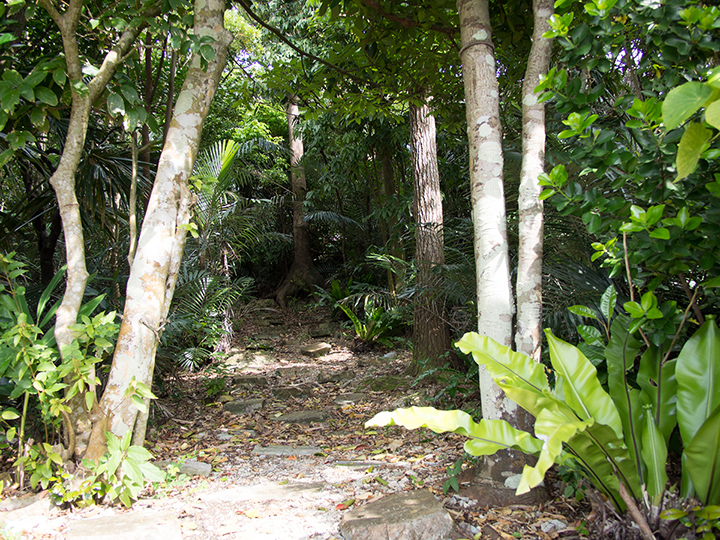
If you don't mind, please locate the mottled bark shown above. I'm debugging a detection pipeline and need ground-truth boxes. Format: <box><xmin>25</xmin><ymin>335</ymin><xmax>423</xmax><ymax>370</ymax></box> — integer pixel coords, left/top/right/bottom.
<box><xmin>84</xmin><ymin>0</ymin><xmax>232</xmax><ymax>460</ymax></box>
<box><xmin>276</xmin><ymin>95</ymin><xmax>321</xmax><ymax>308</ymax></box>
<box><xmin>409</xmin><ymin>96</ymin><xmax>450</xmax><ymax>371</ymax></box>
<box><xmin>457</xmin><ymin>0</ymin><xmax>515</xmax><ymax>426</ymax></box>
<box><xmin>38</xmin><ymin>0</ymin><xmax>156</xmax><ymax>457</ymax></box>
<box><xmin>514</xmin><ymin>0</ymin><xmax>553</xmax><ymax>362</ymax></box>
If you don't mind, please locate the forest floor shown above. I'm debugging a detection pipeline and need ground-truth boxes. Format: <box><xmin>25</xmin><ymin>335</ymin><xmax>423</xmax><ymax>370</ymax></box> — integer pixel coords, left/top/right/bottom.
<box><xmin>4</xmin><ymin>300</ymin><xmax>593</xmax><ymax>539</ymax></box>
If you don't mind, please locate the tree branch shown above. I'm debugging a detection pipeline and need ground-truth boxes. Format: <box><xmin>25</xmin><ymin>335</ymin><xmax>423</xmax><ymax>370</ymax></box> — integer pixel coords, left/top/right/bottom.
<box><xmin>357</xmin><ymin>0</ymin><xmax>458</xmax><ymax>36</ymax></box>
<box><xmin>236</xmin><ymin>0</ymin><xmax>380</xmax><ymax>89</ymax></box>
<box><xmin>87</xmin><ymin>4</ymin><xmax>162</xmax><ymax>101</ymax></box>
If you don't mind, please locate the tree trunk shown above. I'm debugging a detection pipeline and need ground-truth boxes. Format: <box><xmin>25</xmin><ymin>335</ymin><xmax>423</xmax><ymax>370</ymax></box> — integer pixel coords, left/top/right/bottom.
<box><xmin>457</xmin><ymin>0</ymin><xmax>514</xmax><ymax>386</ymax></box>
<box><xmin>276</xmin><ymin>95</ymin><xmax>321</xmax><ymax>308</ymax></box>
<box><xmin>409</xmin><ymin>96</ymin><xmax>450</xmax><ymax>371</ymax></box>
<box><xmin>39</xmin><ymin>0</ymin><xmax>155</xmax><ymax>457</ymax></box>
<box><xmin>458</xmin><ymin>0</ymin><xmax>529</xmax><ymax>494</ymax></box>
<box><xmin>84</xmin><ymin>0</ymin><xmax>232</xmax><ymax>460</ymax></box>
<box><xmin>515</xmin><ymin>0</ymin><xmax>553</xmax><ymax>362</ymax></box>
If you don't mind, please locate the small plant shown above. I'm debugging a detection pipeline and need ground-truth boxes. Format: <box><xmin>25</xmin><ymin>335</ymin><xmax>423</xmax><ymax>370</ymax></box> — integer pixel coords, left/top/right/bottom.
<box><xmin>443</xmin><ymin>457</ymin><xmax>463</xmax><ymax>494</ymax></box>
<box><xmin>337</xmin><ymin>297</ymin><xmax>401</xmax><ymax>349</ymax></box>
<box><xmin>661</xmin><ymin>504</ymin><xmax>720</xmax><ymax>540</ymax></box>
<box><xmin>202</xmin><ymin>363</ymin><xmax>230</xmax><ymax>399</ymax></box>
<box><xmin>54</xmin><ymin>431</ymin><xmax>166</xmax><ymax>507</ymax></box>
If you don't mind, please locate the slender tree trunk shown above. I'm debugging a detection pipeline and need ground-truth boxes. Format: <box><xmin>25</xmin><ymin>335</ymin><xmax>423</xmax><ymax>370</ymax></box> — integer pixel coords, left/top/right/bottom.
<box><xmin>276</xmin><ymin>95</ymin><xmax>321</xmax><ymax>308</ymax></box>
<box><xmin>39</xmin><ymin>0</ymin><xmax>155</xmax><ymax>457</ymax></box>
<box><xmin>84</xmin><ymin>0</ymin><xmax>232</xmax><ymax>460</ymax></box>
<box><xmin>409</xmin><ymin>95</ymin><xmax>450</xmax><ymax>371</ymax></box>
<box><xmin>458</xmin><ymin>0</ymin><xmax>527</xmax><ymax>492</ymax></box>
<box><xmin>515</xmin><ymin>0</ymin><xmax>553</xmax><ymax>362</ymax></box>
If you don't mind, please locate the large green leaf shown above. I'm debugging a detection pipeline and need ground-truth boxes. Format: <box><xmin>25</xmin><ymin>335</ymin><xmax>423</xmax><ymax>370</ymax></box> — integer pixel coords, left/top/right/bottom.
<box><xmin>517</xmin><ymin>407</ymin><xmax>593</xmax><ymax>494</ymax></box>
<box><xmin>545</xmin><ymin>329</ymin><xmax>623</xmax><ymax>437</ymax></box>
<box><xmin>676</xmin><ymin>122</ymin><xmax>711</xmax><ymax>181</ymax></box>
<box><xmin>456</xmin><ymin>332</ymin><xmax>549</xmax><ymax>416</ymax></box>
<box><xmin>641</xmin><ymin>408</ymin><xmax>668</xmax><ymax>500</ymax></box>
<box><xmin>676</xmin><ymin>318</ymin><xmax>720</xmax><ymax>446</ymax></box>
<box><xmin>662</xmin><ymin>81</ymin><xmax>712</xmax><ymax>130</ymax></box>
<box><xmin>365</xmin><ymin>407</ymin><xmax>543</xmax><ymax>456</ymax></box>
<box><xmin>605</xmin><ymin>315</ymin><xmax>644</xmax><ymax>474</ymax></box>
<box><xmin>684</xmin><ymin>402</ymin><xmax>720</xmax><ymax>505</ymax></box>
<box><xmin>565</xmin><ymin>423</ymin><xmax>640</xmax><ymax>510</ymax></box>
<box><xmin>637</xmin><ymin>347</ymin><xmax>677</xmax><ymax>444</ymax></box>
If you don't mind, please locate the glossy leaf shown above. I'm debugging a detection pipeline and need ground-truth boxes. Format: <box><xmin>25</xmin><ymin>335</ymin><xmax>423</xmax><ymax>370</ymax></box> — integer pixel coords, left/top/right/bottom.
<box><xmin>676</xmin><ymin>122</ymin><xmax>711</xmax><ymax>181</ymax></box>
<box><xmin>641</xmin><ymin>408</ymin><xmax>668</xmax><ymax>499</ymax></box>
<box><xmin>517</xmin><ymin>407</ymin><xmax>593</xmax><ymax>494</ymax></box>
<box><xmin>545</xmin><ymin>330</ymin><xmax>623</xmax><ymax>437</ymax></box>
<box><xmin>707</xmin><ymin>100</ymin><xmax>720</xmax><ymax>130</ymax></box>
<box><xmin>637</xmin><ymin>346</ymin><xmax>677</xmax><ymax>444</ymax></box>
<box><xmin>605</xmin><ymin>315</ymin><xmax>644</xmax><ymax>468</ymax></box>
<box><xmin>684</xmin><ymin>402</ymin><xmax>720</xmax><ymax>505</ymax></box>
<box><xmin>600</xmin><ymin>285</ymin><xmax>617</xmax><ymax>324</ymax></box>
<box><xmin>663</xmin><ymin>82</ymin><xmax>712</xmax><ymax>130</ymax></box>
<box><xmin>456</xmin><ymin>333</ymin><xmax>550</xmax><ymax>416</ymax></box>
<box><xmin>366</xmin><ymin>407</ymin><xmax>543</xmax><ymax>457</ymax></box>
<box><xmin>676</xmin><ymin>318</ymin><xmax>720</xmax><ymax>445</ymax></box>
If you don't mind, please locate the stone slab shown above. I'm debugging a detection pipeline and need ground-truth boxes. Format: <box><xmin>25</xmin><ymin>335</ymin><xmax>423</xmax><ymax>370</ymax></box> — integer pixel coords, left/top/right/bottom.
<box><xmin>224</xmin><ymin>398</ymin><xmax>265</xmax><ymax>415</ymax></box>
<box><xmin>318</xmin><ymin>370</ymin><xmax>355</xmax><ymax>384</ymax></box>
<box><xmin>252</xmin><ymin>445</ymin><xmax>322</xmax><ymax>456</ymax></box>
<box><xmin>274</xmin><ymin>385</ymin><xmax>312</xmax><ymax>399</ymax></box>
<box><xmin>310</xmin><ymin>323</ymin><xmax>336</xmax><ymax>338</ymax></box>
<box><xmin>339</xmin><ymin>490</ymin><xmax>453</xmax><ymax>540</ymax></box>
<box><xmin>232</xmin><ymin>375</ymin><xmax>269</xmax><ymax>387</ymax></box>
<box><xmin>66</xmin><ymin>510</ymin><xmax>182</xmax><ymax>540</ymax></box>
<box><xmin>0</xmin><ymin>496</ymin><xmax>56</xmax><ymax>536</ymax></box>
<box><xmin>301</xmin><ymin>342</ymin><xmax>332</xmax><ymax>358</ymax></box>
<box><xmin>157</xmin><ymin>459</ymin><xmax>212</xmax><ymax>477</ymax></box>
<box><xmin>200</xmin><ymin>481</ymin><xmax>324</xmax><ymax>503</ymax></box>
<box><xmin>335</xmin><ymin>392</ymin><xmax>366</xmax><ymax>405</ymax></box>
<box><xmin>275</xmin><ymin>410</ymin><xmax>329</xmax><ymax>424</ymax></box>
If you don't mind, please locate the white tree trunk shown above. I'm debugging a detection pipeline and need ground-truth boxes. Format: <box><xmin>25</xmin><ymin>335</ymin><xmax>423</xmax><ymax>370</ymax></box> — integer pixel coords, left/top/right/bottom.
<box><xmin>39</xmin><ymin>0</ymin><xmax>155</xmax><ymax>457</ymax></box>
<box><xmin>514</xmin><ymin>0</ymin><xmax>553</xmax><ymax>361</ymax></box>
<box><xmin>457</xmin><ymin>0</ymin><xmax>515</xmax><ymax>423</ymax></box>
<box><xmin>84</xmin><ymin>0</ymin><xmax>232</xmax><ymax>461</ymax></box>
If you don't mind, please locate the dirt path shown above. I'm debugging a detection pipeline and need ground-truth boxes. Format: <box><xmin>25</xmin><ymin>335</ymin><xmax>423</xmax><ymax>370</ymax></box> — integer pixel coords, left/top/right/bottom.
<box><xmin>6</xmin><ymin>302</ymin><xmax>588</xmax><ymax>539</ymax></box>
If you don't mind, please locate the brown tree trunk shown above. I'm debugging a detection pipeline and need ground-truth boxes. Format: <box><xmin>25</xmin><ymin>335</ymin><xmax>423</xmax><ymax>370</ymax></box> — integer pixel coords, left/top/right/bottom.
<box><xmin>409</xmin><ymin>96</ymin><xmax>450</xmax><ymax>372</ymax></box>
<box><xmin>84</xmin><ymin>0</ymin><xmax>232</xmax><ymax>460</ymax></box>
<box><xmin>515</xmin><ymin>0</ymin><xmax>553</xmax><ymax>362</ymax></box>
<box><xmin>276</xmin><ymin>95</ymin><xmax>321</xmax><ymax>308</ymax></box>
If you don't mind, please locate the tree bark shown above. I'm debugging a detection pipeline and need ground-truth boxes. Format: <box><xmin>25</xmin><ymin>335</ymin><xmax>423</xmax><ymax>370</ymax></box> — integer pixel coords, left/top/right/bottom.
<box><xmin>84</xmin><ymin>0</ymin><xmax>232</xmax><ymax>460</ymax></box>
<box><xmin>514</xmin><ymin>0</ymin><xmax>553</xmax><ymax>362</ymax></box>
<box><xmin>409</xmin><ymin>96</ymin><xmax>450</xmax><ymax>371</ymax></box>
<box><xmin>39</xmin><ymin>0</ymin><xmax>156</xmax><ymax>457</ymax></box>
<box><xmin>457</xmin><ymin>0</ymin><xmax>514</xmax><ymax>394</ymax></box>
<box><xmin>458</xmin><ymin>0</ymin><xmax>528</xmax><ymax>490</ymax></box>
<box><xmin>276</xmin><ymin>95</ymin><xmax>321</xmax><ymax>308</ymax></box>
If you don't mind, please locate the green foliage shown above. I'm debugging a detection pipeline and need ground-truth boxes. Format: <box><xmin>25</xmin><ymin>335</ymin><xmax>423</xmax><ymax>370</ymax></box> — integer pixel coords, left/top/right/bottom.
<box><xmin>443</xmin><ymin>458</ymin><xmax>463</xmax><ymax>494</ymax></box>
<box><xmin>369</xmin><ymin>314</ymin><xmax>720</xmax><ymax>512</ymax></box>
<box><xmin>538</xmin><ymin>0</ymin><xmax>720</xmax><ymax>298</ymax></box>
<box><xmin>0</xmin><ymin>253</ymin><xmax>120</xmax><ymax>490</ymax></box>
<box><xmin>661</xmin><ymin>505</ymin><xmax>720</xmax><ymax>540</ymax></box>
<box><xmin>337</xmin><ymin>297</ymin><xmax>401</xmax><ymax>348</ymax></box>
<box><xmin>50</xmin><ymin>431</ymin><xmax>166</xmax><ymax>508</ymax></box>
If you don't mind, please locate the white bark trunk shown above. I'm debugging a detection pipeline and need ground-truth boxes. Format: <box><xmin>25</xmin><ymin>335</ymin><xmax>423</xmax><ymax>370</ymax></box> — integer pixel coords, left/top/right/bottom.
<box><xmin>39</xmin><ymin>0</ymin><xmax>155</xmax><ymax>457</ymax></box>
<box><xmin>85</xmin><ymin>0</ymin><xmax>232</xmax><ymax>460</ymax></box>
<box><xmin>514</xmin><ymin>0</ymin><xmax>553</xmax><ymax>361</ymax></box>
<box><xmin>457</xmin><ymin>0</ymin><xmax>515</xmax><ymax>423</ymax></box>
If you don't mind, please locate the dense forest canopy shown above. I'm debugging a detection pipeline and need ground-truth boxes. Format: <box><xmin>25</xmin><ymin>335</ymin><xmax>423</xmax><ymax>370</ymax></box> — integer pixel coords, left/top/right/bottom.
<box><xmin>0</xmin><ymin>0</ymin><xmax>719</xmax><ymax>529</ymax></box>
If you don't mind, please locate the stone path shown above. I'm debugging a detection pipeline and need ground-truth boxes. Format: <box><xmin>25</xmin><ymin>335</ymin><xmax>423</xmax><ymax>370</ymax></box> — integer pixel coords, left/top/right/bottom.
<box><xmin>0</xmin><ymin>301</ymin><xmax>576</xmax><ymax>539</ymax></box>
